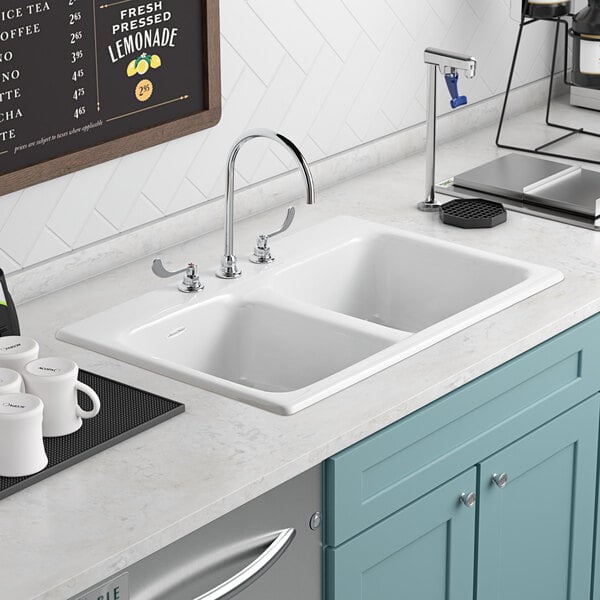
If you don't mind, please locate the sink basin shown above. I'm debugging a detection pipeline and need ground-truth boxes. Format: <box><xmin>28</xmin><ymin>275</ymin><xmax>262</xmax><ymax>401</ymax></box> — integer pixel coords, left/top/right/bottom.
<box><xmin>57</xmin><ymin>216</ymin><xmax>563</xmax><ymax>414</ymax></box>
<box><xmin>125</xmin><ymin>296</ymin><xmax>399</xmax><ymax>410</ymax></box>
<box><xmin>270</xmin><ymin>231</ymin><xmax>534</xmax><ymax>332</ymax></box>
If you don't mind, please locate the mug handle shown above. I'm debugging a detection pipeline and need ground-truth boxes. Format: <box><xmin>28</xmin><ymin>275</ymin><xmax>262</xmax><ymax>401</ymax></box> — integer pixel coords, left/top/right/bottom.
<box><xmin>74</xmin><ymin>381</ymin><xmax>101</xmax><ymax>419</ymax></box>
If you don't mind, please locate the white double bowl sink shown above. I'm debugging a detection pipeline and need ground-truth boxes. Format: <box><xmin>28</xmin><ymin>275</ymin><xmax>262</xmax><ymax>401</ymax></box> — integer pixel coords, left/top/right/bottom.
<box><xmin>58</xmin><ymin>217</ymin><xmax>563</xmax><ymax>415</ymax></box>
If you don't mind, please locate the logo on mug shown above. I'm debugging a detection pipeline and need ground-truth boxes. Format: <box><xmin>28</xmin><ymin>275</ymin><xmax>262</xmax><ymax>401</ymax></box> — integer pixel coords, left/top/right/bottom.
<box><xmin>38</xmin><ymin>367</ymin><xmax>61</xmax><ymax>373</ymax></box>
<box><xmin>3</xmin><ymin>402</ymin><xmax>25</xmax><ymax>409</ymax></box>
<box><xmin>1</xmin><ymin>343</ymin><xmax>22</xmax><ymax>351</ymax></box>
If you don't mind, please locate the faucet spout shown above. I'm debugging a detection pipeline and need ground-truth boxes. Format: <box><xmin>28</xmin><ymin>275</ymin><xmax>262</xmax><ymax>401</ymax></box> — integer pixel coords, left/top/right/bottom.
<box><xmin>424</xmin><ymin>48</ymin><xmax>477</xmax><ymax>78</ymax></box>
<box><xmin>217</xmin><ymin>129</ymin><xmax>315</xmax><ymax>280</ymax></box>
<box><xmin>419</xmin><ymin>48</ymin><xmax>477</xmax><ymax>212</ymax></box>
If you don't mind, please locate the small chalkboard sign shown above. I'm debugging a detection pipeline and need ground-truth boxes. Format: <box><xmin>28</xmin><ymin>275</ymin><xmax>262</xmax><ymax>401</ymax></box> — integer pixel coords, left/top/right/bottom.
<box><xmin>0</xmin><ymin>0</ymin><xmax>221</xmax><ymax>195</ymax></box>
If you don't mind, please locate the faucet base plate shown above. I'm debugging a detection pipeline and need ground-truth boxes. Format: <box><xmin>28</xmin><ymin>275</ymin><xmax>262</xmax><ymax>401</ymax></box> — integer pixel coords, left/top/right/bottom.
<box><xmin>417</xmin><ymin>201</ymin><xmax>443</xmax><ymax>212</ymax></box>
<box><xmin>216</xmin><ymin>267</ymin><xmax>243</xmax><ymax>279</ymax></box>
<box><xmin>217</xmin><ymin>255</ymin><xmax>243</xmax><ymax>279</ymax></box>
<box><xmin>249</xmin><ymin>255</ymin><xmax>275</xmax><ymax>265</ymax></box>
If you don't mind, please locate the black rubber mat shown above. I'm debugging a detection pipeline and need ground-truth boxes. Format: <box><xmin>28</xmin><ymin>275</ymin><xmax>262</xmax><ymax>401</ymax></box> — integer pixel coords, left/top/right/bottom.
<box><xmin>0</xmin><ymin>370</ymin><xmax>184</xmax><ymax>500</ymax></box>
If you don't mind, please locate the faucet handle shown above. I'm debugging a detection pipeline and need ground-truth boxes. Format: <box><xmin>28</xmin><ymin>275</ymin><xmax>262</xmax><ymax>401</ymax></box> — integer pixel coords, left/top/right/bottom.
<box><xmin>267</xmin><ymin>206</ymin><xmax>296</xmax><ymax>238</ymax></box>
<box><xmin>152</xmin><ymin>258</ymin><xmax>187</xmax><ymax>278</ymax></box>
<box><xmin>250</xmin><ymin>207</ymin><xmax>296</xmax><ymax>264</ymax></box>
<box><xmin>152</xmin><ymin>259</ymin><xmax>204</xmax><ymax>293</ymax></box>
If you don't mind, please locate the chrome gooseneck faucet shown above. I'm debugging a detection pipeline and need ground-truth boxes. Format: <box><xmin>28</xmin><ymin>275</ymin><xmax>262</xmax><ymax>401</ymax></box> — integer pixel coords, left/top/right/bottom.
<box><xmin>419</xmin><ymin>48</ymin><xmax>477</xmax><ymax>212</ymax></box>
<box><xmin>217</xmin><ymin>129</ymin><xmax>316</xmax><ymax>279</ymax></box>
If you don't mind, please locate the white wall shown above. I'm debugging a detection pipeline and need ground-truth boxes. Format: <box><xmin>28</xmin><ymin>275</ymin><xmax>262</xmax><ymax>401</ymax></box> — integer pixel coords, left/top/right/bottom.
<box><xmin>0</xmin><ymin>0</ymin><xmax>554</xmax><ymax>274</ymax></box>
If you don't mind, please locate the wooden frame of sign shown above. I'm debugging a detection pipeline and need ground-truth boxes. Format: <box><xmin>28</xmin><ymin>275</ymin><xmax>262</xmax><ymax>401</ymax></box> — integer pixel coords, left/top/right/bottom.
<box><xmin>0</xmin><ymin>0</ymin><xmax>221</xmax><ymax>196</ymax></box>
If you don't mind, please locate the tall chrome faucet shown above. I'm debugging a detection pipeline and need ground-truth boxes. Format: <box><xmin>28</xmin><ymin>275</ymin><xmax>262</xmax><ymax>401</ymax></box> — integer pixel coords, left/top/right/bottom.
<box><xmin>216</xmin><ymin>129</ymin><xmax>316</xmax><ymax>279</ymax></box>
<box><xmin>419</xmin><ymin>48</ymin><xmax>477</xmax><ymax>212</ymax></box>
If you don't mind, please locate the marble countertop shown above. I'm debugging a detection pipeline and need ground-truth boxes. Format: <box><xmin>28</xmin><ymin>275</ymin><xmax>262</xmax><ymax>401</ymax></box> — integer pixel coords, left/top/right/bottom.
<box><xmin>3</xmin><ymin>110</ymin><xmax>600</xmax><ymax>600</ymax></box>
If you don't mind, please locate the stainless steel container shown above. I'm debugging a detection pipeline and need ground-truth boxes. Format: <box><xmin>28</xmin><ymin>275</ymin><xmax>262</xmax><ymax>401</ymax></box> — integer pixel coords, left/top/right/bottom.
<box><xmin>572</xmin><ymin>0</ymin><xmax>600</xmax><ymax>89</ymax></box>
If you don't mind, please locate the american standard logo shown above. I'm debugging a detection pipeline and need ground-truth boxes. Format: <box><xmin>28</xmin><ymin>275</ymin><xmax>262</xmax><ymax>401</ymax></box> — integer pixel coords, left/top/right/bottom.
<box><xmin>167</xmin><ymin>326</ymin><xmax>186</xmax><ymax>339</ymax></box>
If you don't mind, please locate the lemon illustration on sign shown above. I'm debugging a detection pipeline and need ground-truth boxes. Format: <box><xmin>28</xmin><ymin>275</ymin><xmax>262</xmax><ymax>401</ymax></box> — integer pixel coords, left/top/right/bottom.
<box><xmin>127</xmin><ymin>60</ymin><xmax>137</xmax><ymax>77</ymax></box>
<box><xmin>137</xmin><ymin>59</ymin><xmax>149</xmax><ymax>75</ymax></box>
<box><xmin>127</xmin><ymin>53</ymin><xmax>163</xmax><ymax>77</ymax></box>
<box><xmin>135</xmin><ymin>53</ymin><xmax>151</xmax><ymax>75</ymax></box>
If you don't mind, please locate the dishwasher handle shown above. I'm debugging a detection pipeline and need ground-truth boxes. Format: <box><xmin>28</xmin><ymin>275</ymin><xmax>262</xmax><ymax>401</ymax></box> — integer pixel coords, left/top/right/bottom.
<box><xmin>193</xmin><ymin>527</ymin><xmax>296</xmax><ymax>600</ymax></box>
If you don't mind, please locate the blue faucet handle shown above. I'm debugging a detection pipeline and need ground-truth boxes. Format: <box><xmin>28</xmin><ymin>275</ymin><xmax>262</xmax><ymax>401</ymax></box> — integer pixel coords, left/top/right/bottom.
<box><xmin>450</xmin><ymin>95</ymin><xmax>468</xmax><ymax>109</ymax></box>
<box><xmin>444</xmin><ymin>72</ymin><xmax>468</xmax><ymax>109</ymax></box>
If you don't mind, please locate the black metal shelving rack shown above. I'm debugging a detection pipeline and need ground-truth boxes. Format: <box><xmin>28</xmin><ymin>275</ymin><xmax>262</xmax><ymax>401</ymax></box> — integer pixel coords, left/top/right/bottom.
<box><xmin>496</xmin><ymin>7</ymin><xmax>600</xmax><ymax>165</ymax></box>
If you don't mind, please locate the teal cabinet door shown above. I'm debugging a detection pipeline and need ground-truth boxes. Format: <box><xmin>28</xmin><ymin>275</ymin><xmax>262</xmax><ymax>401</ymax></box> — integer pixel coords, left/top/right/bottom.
<box><xmin>477</xmin><ymin>396</ymin><xmax>599</xmax><ymax>600</ymax></box>
<box><xmin>326</xmin><ymin>469</ymin><xmax>477</xmax><ymax>600</ymax></box>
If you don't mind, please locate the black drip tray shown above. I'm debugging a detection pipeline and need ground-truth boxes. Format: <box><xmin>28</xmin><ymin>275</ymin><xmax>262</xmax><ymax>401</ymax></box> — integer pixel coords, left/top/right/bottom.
<box><xmin>0</xmin><ymin>370</ymin><xmax>184</xmax><ymax>500</ymax></box>
<box><xmin>440</xmin><ymin>199</ymin><xmax>507</xmax><ymax>229</ymax></box>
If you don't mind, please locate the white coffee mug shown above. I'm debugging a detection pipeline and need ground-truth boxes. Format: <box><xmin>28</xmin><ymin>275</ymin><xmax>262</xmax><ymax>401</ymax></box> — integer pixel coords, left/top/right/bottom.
<box><xmin>23</xmin><ymin>357</ymin><xmax>101</xmax><ymax>437</ymax></box>
<box><xmin>0</xmin><ymin>368</ymin><xmax>23</xmax><ymax>394</ymax></box>
<box><xmin>0</xmin><ymin>336</ymin><xmax>39</xmax><ymax>376</ymax></box>
<box><xmin>0</xmin><ymin>393</ymin><xmax>48</xmax><ymax>477</ymax></box>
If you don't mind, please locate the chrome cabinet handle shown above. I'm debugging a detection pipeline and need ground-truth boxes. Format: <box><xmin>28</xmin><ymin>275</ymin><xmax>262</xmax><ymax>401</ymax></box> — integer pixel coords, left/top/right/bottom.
<box><xmin>250</xmin><ymin>207</ymin><xmax>296</xmax><ymax>264</ymax></box>
<box><xmin>459</xmin><ymin>492</ymin><xmax>477</xmax><ymax>508</ymax></box>
<box><xmin>193</xmin><ymin>527</ymin><xmax>296</xmax><ymax>600</ymax></box>
<box><xmin>492</xmin><ymin>473</ymin><xmax>509</xmax><ymax>489</ymax></box>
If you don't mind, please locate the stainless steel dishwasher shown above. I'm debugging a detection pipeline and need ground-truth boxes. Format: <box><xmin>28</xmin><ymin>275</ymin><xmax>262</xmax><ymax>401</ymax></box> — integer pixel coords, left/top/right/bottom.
<box><xmin>70</xmin><ymin>466</ymin><xmax>322</xmax><ymax>600</ymax></box>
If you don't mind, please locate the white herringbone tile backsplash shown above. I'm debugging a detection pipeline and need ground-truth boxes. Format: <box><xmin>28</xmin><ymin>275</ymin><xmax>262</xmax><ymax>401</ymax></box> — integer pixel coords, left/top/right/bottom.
<box><xmin>0</xmin><ymin>0</ymin><xmax>554</xmax><ymax>273</ymax></box>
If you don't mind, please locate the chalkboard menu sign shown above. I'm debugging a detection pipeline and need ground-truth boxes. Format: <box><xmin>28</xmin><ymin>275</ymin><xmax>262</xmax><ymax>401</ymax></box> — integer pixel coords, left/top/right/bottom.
<box><xmin>0</xmin><ymin>0</ymin><xmax>221</xmax><ymax>195</ymax></box>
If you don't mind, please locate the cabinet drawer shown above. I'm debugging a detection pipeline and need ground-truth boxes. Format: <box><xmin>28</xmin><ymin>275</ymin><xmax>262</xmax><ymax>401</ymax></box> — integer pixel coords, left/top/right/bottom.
<box><xmin>325</xmin><ymin>469</ymin><xmax>477</xmax><ymax>600</ymax></box>
<box><xmin>325</xmin><ymin>313</ymin><xmax>600</xmax><ymax>546</ymax></box>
